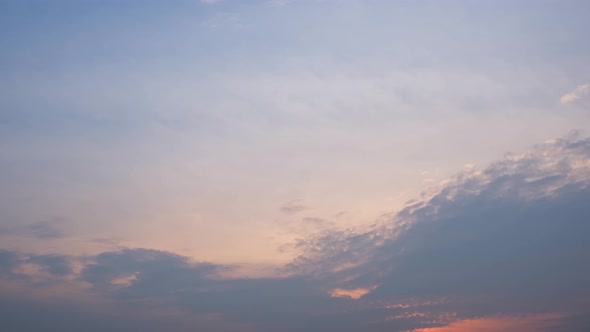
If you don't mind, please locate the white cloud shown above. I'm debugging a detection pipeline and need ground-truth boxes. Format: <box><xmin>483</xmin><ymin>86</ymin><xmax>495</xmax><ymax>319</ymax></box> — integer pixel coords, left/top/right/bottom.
<box><xmin>200</xmin><ymin>0</ymin><xmax>223</xmax><ymax>4</ymax></box>
<box><xmin>200</xmin><ymin>12</ymin><xmax>243</xmax><ymax>29</ymax></box>
<box><xmin>268</xmin><ymin>0</ymin><xmax>294</xmax><ymax>6</ymax></box>
<box><xmin>560</xmin><ymin>83</ymin><xmax>590</xmax><ymax>104</ymax></box>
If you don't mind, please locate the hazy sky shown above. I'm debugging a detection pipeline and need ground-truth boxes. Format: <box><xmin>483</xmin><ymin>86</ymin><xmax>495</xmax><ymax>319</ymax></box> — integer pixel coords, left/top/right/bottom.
<box><xmin>1</xmin><ymin>1</ymin><xmax>590</xmax><ymax>331</ymax></box>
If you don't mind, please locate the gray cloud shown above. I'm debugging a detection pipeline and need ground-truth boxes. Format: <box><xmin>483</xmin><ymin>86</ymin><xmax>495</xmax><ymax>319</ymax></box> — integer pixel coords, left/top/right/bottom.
<box><xmin>0</xmin><ymin>292</ymin><xmax>245</xmax><ymax>332</ymax></box>
<box><xmin>80</xmin><ymin>248</ymin><xmax>223</xmax><ymax>297</ymax></box>
<box><xmin>289</xmin><ymin>134</ymin><xmax>590</xmax><ymax>330</ymax></box>
<box><xmin>77</xmin><ymin>248</ymin><xmax>352</xmax><ymax>331</ymax></box>
<box><xmin>0</xmin><ymin>249</ymin><xmax>21</xmax><ymax>276</ymax></box>
<box><xmin>28</xmin><ymin>255</ymin><xmax>72</xmax><ymax>276</ymax></box>
<box><xmin>0</xmin><ymin>249</ymin><xmax>73</xmax><ymax>283</ymax></box>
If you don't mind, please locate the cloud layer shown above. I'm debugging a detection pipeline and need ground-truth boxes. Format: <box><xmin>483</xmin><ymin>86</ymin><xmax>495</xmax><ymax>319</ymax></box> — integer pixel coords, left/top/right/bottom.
<box><xmin>1</xmin><ymin>134</ymin><xmax>590</xmax><ymax>331</ymax></box>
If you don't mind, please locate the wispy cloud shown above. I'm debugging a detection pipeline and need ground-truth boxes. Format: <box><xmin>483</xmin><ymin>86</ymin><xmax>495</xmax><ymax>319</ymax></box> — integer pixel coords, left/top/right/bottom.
<box><xmin>200</xmin><ymin>12</ymin><xmax>243</xmax><ymax>29</ymax></box>
<box><xmin>280</xmin><ymin>199</ymin><xmax>308</xmax><ymax>214</ymax></box>
<box><xmin>267</xmin><ymin>0</ymin><xmax>294</xmax><ymax>7</ymax></box>
<box><xmin>560</xmin><ymin>83</ymin><xmax>590</xmax><ymax>104</ymax></box>
<box><xmin>0</xmin><ymin>221</ymin><xmax>64</xmax><ymax>240</ymax></box>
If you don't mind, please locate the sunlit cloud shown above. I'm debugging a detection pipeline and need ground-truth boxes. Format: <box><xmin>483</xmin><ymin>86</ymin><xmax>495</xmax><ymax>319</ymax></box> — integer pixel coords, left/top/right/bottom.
<box><xmin>560</xmin><ymin>83</ymin><xmax>590</xmax><ymax>104</ymax></box>
<box><xmin>330</xmin><ymin>287</ymin><xmax>373</xmax><ymax>299</ymax></box>
<box><xmin>414</xmin><ymin>314</ymin><xmax>566</xmax><ymax>332</ymax></box>
<box><xmin>110</xmin><ymin>273</ymin><xmax>138</xmax><ymax>287</ymax></box>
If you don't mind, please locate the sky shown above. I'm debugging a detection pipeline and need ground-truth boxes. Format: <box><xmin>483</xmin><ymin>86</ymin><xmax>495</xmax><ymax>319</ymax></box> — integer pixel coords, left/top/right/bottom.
<box><xmin>1</xmin><ymin>0</ymin><xmax>590</xmax><ymax>331</ymax></box>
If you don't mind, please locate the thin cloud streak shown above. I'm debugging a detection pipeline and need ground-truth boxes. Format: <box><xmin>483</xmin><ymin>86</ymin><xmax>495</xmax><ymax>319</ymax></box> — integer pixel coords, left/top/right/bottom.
<box><xmin>561</xmin><ymin>83</ymin><xmax>590</xmax><ymax>104</ymax></box>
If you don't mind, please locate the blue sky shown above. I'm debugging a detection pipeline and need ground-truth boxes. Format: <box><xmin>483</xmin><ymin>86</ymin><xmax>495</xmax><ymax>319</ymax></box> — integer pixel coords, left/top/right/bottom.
<box><xmin>1</xmin><ymin>1</ymin><xmax>590</xmax><ymax>331</ymax></box>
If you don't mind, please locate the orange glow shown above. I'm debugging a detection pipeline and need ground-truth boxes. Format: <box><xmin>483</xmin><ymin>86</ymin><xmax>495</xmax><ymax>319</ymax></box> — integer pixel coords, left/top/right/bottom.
<box><xmin>110</xmin><ymin>273</ymin><xmax>139</xmax><ymax>287</ymax></box>
<box><xmin>414</xmin><ymin>313</ymin><xmax>565</xmax><ymax>332</ymax></box>
<box><xmin>330</xmin><ymin>287</ymin><xmax>372</xmax><ymax>299</ymax></box>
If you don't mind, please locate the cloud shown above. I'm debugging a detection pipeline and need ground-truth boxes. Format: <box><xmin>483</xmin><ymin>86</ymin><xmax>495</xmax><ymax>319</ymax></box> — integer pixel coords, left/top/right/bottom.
<box><xmin>28</xmin><ymin>255</ymin><xmax>72</xmax><ymax>276</ymax></box>
<box><xmin>76</xmin><ymin>249</ymin><xmax>349</xmax><ymax>330</ymax></box>
<box><xmin>92</xmin><ymin>237</ymin><xmax>122</xmax><ymax>247</ymax></box>
<box><xmin>24</xmin><ymin>221</ymin><xmax>64</xmax><ymax>239</ymax></box>
<box><xmin>0</xmin><ymin>250</ymin><xmax>20</xmax><ymax>276</ymax></box>
<box><xmin>288</xmin><ymin>133</ymin><xmax>590</xmax><ymax>330</ymax></box>
<box><xmin>0</xmin><ymin>289</ymin><xmax>245</xmax><ymax>332</ymax></box>
<box><xmin>2</xmin><ymin>135</ymin><xmax>590</xmax><ymax>331</ymax></box>
<box><xmin>0</xmin><ymin>249</ymin><xmax>73</xmax><ymax>283</ymax></box>
<box><xmin>560</xmin><ymin>84</ymin><xmax>590</xmax><ymax>104</ymax></box>
<box><xmin>0</xmin><ymin>220</ymin><xmax>64</xmax><ymax>240</ymax></box>
<box><xmin>268</xmin><ymin>0</ymin><xmax>294</xmax><ymax>6</ymax></box>
<box><xmin>200</xmin><ymin>12</ymin><xmax>243</xmax><ymax>29</ymax></box>
<box><xmin>330</xmin><ymin>287</ymin><xmax>373</xmax><ymax>299</ymax></box>
<box><xmin>200</xmin><ymin>0</ymin><xmax>223</xmax><ymax>4</ymax></box>
<box><xmin>280</xmin><ymin>199</ymin><xmax>308</xmax><ymax>214</ymax></box>
<box><xmin>80</xmin><ymin>248</ymin><xmax>223</xmax><ymax>297</ymax></box>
